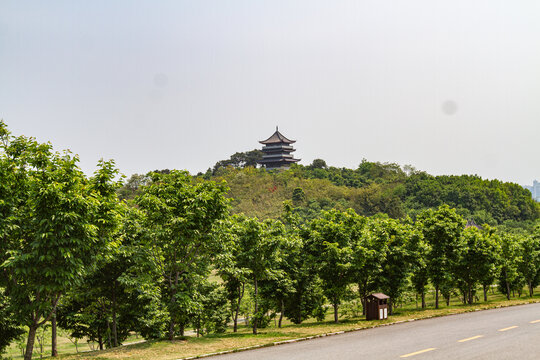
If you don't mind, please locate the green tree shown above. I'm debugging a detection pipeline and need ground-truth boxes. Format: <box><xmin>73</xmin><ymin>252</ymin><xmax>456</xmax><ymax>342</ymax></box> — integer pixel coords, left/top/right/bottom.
<box><xmin>418</xmin><ymin>205</ymin><xmax>464</xmax><ymax>308</ymax></box>
<box><xmin>0</xmin><ymin>122</ymin><xmax>116</xmax><ymax>360</ymax></box>
<box><xmin>454</xmin><ymin>227</ymin><xmax>499</xmax><ymax>304</ymax></box>
<box><xmin>410</xmin><ymin>234</ymin><xmax>429</xmax><ymax>309</ymax></box>
<box><xmin>281</xmin><ymin>203</ymin><xmax>325</xmax><ymax>325</ymax></box>
<box><xmin>310</xmin><ymin>159</ymin><xmax>327</xmax><ymax>169</ymax></box>
<box><xmin>216</xmin><ymin>218</ymin><xmax>250</xmax><ymax>333</ymax></box>
<box><xmin>372</xmin><ymin>217</ymin><xmax>418</xmax><ymax>314</ymax></box>
<box><xmin>497</xmin><ymin>232</ymin><xmax>522</xmax><ymax>300</ymax></box>
<box><xmin>136</xmin><ymin>171</ymin><xmax>229</xmax><ymax>340</ymax></box>
<box><xmin>292</xmin><ymin>187</ymin><xmax>306</xmax><ymax>206</ymax></box>
<box><xmin>474</xmin><ymin>228</ymin><xmax>500</xmax><ymax>302</ymax></box>
<box><xmin>258</xmin><ymin>238</ymin><xmax>298</xmax><ymax>328</ymax></box>
<box><xmin>0</xmin><ymin>123</ymin><xmax>25</xmax><ymax>357</ymax></box>
<box><xmin>281</xmin><ymin>242</ymin><xmax>324</xmax><ymax>324</ymax></box>
<box><xmin>213</xmin><ymin>149</ymin><xmax>263</xmax><ymax>173</ymax></box>
<box><xmin>64</xmin><ymin>159</ymin><xmax>124</xmax><ymax>352</ymax></box>
<box><xmin>117</xmin><ymin>173</ymin><xmax>150</xmax><ymax>201</ymax></box>
<box><xmin>57</xmin><ymin>208</ymin><xmax>165</xmax><ymax>350</ymax></box>
<box><xmin>0</xmin><ymin>289</ymin><xmax>24</xmax><ymax>357</ymax></box>
<box><xmin>230</xmin><ymin>215</ymin><xmax>285</xmax><ymax>334</ymax></box>
<box><xmin>190</xmin><ymin>279</ymin><xmax>230</xmax><ymax>336</ymax></box>
<box><xmin>517</xmin><ymin>231</ymin><xmax>540</xmax><ymax>297</ymax></box>
<box><xmin>307</xmin><ymin>209</ymin><xmax>357</xmax><ymax>322</ymax></box>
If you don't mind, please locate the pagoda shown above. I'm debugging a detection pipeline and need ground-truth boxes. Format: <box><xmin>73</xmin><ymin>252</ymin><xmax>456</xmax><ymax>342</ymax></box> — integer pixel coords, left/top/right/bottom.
<box><xmin>258</xmin><ymin>127</ymin><xmax>300</xmax><ymax>170</ymax></box>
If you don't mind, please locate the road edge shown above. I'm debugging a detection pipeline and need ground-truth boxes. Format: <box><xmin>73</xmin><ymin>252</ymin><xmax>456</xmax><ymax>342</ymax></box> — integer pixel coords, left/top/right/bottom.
<box><xmin>178</xmin><ymin>299</ymin><xmax>540</xmax><ymax>360</ymax></box>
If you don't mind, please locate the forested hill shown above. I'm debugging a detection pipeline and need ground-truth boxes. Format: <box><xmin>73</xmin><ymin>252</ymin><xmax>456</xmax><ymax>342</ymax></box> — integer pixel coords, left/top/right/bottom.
<box><xmin>194</xmin><ymin>157</ymin><xmax>539</xmax><ymax>226</ymax></box>
<box><xmin>119</xmin><ymin>157</ymin><xmax>539</xmax><ymax>226</ymax></box>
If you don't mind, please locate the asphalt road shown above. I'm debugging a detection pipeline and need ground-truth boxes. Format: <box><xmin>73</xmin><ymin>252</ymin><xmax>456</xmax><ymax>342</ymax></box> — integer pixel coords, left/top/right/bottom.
<box><xmin>213</xmin><ymin>303</ymin><xmax>540</xmax><ymax>360</ymax></box>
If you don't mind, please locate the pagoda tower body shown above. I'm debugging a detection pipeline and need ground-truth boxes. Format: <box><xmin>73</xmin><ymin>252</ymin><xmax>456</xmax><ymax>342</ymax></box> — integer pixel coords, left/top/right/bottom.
<box><xmin>258</xmin><ymin>127</ymin><xmax>300</xmax><ymax>170</ymax></box>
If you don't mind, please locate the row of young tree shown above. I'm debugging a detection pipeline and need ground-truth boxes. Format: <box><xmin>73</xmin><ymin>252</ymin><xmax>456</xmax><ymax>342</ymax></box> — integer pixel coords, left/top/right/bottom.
<box><xmin>1</xmin><ymin>121</ymin><xmax>540</xmax><ymax>359</ymax></box>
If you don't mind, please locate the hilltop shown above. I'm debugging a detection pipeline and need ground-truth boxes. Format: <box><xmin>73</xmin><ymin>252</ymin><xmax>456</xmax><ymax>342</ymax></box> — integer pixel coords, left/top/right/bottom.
<box><xmin>120</xmin><ymin>156</ymin><xmax>540</xmax><ymax>227</ymax></box>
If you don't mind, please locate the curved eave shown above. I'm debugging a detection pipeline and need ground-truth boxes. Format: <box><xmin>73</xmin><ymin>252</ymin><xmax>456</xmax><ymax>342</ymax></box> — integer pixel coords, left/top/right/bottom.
<box><xmin>258</xmin><ymin>158</ymin><xmax>300</xmax><ymax>164</ymax></box>
<box><xmin>259</xmin><ymin>130</ymin><xmax>296</xmax><ymax>144</ymax></box>
<box><xmin>259</xmin><ymin>139</ymin><xmax>296</xmax><ymax>145</ymax></box>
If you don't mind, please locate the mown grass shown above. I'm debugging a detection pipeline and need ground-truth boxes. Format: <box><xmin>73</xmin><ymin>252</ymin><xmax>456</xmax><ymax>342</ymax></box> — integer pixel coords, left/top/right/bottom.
<box><xmin>7</xmin><ymin>287</ymin><xmax>538</xmax><ymax>360</ymax></box>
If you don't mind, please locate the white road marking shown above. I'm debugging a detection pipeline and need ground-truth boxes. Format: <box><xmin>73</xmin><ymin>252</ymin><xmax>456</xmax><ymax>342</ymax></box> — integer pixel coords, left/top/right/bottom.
<box><xmin>400</xmin><ymin>348</ymin><xmax>437</xmax><ymax>358</ymax></box>
<box><xmin>458</xmin><ymin>335</ymin><xmax>484</xmax><ymax>342</ymax></box>
<box><xmin>498</xmin><ymin>326</ymin><xmax>518</xmax><ymax>332</ymax></box>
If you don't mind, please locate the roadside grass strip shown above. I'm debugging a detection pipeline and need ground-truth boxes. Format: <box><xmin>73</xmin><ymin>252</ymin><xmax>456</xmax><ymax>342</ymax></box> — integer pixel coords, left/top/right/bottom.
<box><xmin>498</xmin><ymin>326</ymin><xmax>518</xmax><ymax>332</ymax></box>
<box><xmin>43</xmin><ymin>299</ymin><xmax>540</xmax><ymax>360</ymax></box>
<box><xmin>530</xmin><ymin>320</ymin><xmax>540</xmax><ymax>324</ymax></box>
<box><xmin>458</xmin><ymin>335</ymin><xmax>483</xmax><ymax>343</ymax></box>
<box><xmin>399</xmin><ymin>348</ymin><xmax>437</xmax><ymax>358</ymax></box>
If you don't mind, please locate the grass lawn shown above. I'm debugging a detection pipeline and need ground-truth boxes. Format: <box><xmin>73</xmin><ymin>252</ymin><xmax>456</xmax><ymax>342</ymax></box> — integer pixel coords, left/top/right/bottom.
<box><xmin>7</xmin><ymin>288</ymin><xmax>540</xmax><ymax>360</ymax></box>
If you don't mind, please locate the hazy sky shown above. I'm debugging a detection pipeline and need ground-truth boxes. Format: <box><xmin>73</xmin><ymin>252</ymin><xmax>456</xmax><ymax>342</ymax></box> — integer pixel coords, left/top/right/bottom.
<box><xmin>1</xmin><ymin>1</ymin><xmax>539</xmax><ymax>185</ymax></box>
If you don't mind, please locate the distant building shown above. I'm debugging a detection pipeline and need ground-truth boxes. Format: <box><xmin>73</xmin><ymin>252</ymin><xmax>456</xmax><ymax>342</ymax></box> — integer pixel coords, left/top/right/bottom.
<box><xmin>258</xmin><ymin>127</ymin><xmax>300</xmax><ymax>170</ymax></box>
<box><xmin>524</xmin><ymin>180</ymin><xmax>540</xmax><ymax>202</ymax></box>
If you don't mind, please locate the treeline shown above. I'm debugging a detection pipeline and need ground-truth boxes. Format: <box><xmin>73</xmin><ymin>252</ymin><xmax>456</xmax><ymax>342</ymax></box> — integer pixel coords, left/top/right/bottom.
<box><xmin>205</xmin><ymin>152</ymin><xmax>539</xmax><ymax>225</ymax></box>
<box><xmin>2</xmin><ymin>122</ymin><xmax>540</xmax><ymax>360</ymax></box>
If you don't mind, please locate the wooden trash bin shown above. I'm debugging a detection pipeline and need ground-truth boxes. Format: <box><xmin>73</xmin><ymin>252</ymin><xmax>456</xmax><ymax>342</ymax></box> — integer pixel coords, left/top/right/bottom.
<box><xmin>366</xmin><ymin>293</ymin><xmax>389</xmax><ymax>320</ymax></box>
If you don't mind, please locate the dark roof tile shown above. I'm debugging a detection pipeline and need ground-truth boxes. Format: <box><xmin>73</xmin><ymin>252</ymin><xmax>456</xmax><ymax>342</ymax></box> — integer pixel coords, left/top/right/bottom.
<box><xmin>259</xmin><ymin>127</ymin><xmax>296</xmax><ymax>144</ymax></box>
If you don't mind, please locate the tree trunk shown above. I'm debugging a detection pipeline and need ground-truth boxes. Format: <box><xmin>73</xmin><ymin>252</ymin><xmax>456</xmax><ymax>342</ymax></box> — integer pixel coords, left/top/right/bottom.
<box><xmin>51</xmin><ymin>308</ymin><xmax>58</xmax><ymax>357</ymax></box>
<box><xmin>388</xmin><ymin>299</ymin><xmax>393</xmax><ymax>315</ymax></box>
<box><xmin>333</xmin><ymin>303</ymin><xmax>339</xmax><ymax>323</ymax></box>
<box><xmin>445</xmin><ymin>294</ymin><xmax>450</xmax><ymax>306</ymax></box>
<box><xmin>483</xmin><ymin>285</ymin><xmax>488</xmax><ymax>302</ymax></box>
<box><xmin>168</xmin><ymin>288</ymin><xmax>176</xmax><ymax>340</ymax></box>
<box><xmin>179</xmin><ymin>323</ymin><xmax>185</xmax><ymax>337</ymax></box>
<box><xmin>112</xmin><ymin>281</ymin><xmax>118</xmax><ymax>347</ymax></box>
<box><xmin>24</xmin><ymin>324</ymin><xmax>38</xmax><ymax>360</ymax></box>
<box><xmin>279</xmin><ymin>298</ymin><xmax>284</xmax><ymax>328</ymax></box>
<box><xmin>38</xmin><ymin>332</ymin><xmax>43</xmax><ymax>359</ymax></box>
<box><xmin>233</xmin><ymin>309</ymin><xmax>239</xmax><ymax>333</ymax></box>
<box><xmin>168</xmin><ymin>267</ymin><xmax>179</xmax><ymax>340</ymax></box>
<box><xmin>359</xmin><ymin>283</ymin><xmax>367</xmax><ymax>315</ymax></box>
<box><xmin>168</xmin><ymin>319</ymin><xmax>175</xmax><ymax>340</ymax></box>
<box><xmin>106</xmin><ymin>320</ymin><xmax>112</xmax><ymax>349</ymax></box>
<box><xmin>468</xmin><ymin>285</ymin><xmax>473</xmax><ymax>305</ymax></box>
<box><xmin>421</xmin><ymin>292</ymin><xmax>426</xmax><ymax>309</ymax></box>
<box><xmin>361</xmin><ymin>296</ymin><xmax>366</xmax><ymax>315</ymax></box>
<box><xmin>435</xmin><ymin>285</ymin><xmax>439</xmax><ymax>309</ymax></box>
<box><xmin>253</xmin><ymin>277</ymin><xmax>258</xmax><ymax>335</ymax></box>
<box><xmin>233</xmin><ymin>283</ymin><xmax>244</xmax><ymax>333</ymax></box>
<box><xmin>529</xmin><ymin>280</ymin><xmax>534</xmax><ymax>297</ymax></box>
<box><xmin>505</xmin><ymin>278</ymin><xmax>511</xmax><ymax>300</ymax></box>
<box><xmin>98</xmin><ymin>329</ymin><xmax>104</xmax><ymax>350</ymax></box>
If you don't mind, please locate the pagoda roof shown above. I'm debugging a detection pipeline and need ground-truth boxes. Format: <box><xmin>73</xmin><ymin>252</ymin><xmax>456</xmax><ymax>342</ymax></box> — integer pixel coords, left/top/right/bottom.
<box><xmin>259</xmin><ymin>127</ymin><xmax>296</xmax><ymax>144</ymax></box>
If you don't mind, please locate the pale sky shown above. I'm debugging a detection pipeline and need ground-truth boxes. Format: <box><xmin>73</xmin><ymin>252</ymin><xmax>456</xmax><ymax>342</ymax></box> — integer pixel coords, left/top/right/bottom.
<box><xmin>1</xmin><ymin>1</ymin><xmax>539</xmax><ymax>185</ymax></box>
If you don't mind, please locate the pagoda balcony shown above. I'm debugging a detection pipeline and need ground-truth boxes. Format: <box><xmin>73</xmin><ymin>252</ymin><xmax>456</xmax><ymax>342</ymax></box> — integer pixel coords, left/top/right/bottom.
<box><xmin>263</xmin><ymin>144</ymin><xmax>294</xmax><ymax>151</ymax></box>
<box><xmin>262</xmin><ymin>154</ymin><xmax>294</xmax><ymax>159</ymax></box>
<box><xmin>259</xmin><ymin>159</ymin><xmax>300</xmax><ymax>166</ymax></box>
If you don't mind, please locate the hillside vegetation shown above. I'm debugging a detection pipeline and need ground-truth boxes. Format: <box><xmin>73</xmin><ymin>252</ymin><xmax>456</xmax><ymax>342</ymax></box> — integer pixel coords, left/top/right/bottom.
<box><xmin>200</xmin><ymin>158</ymin><xmax>539</xmax><ymax>226</ymax></box>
